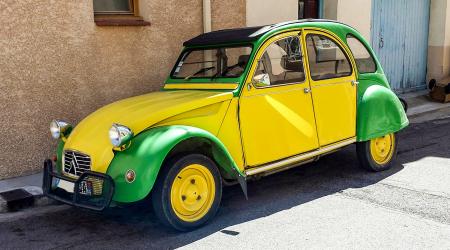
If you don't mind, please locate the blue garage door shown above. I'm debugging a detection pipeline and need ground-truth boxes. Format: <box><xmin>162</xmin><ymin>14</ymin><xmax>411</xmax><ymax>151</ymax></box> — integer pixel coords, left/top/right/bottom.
<box><xmin>371</xmin><ymin>0</ymin><xmax>430</xmax><ymax>92</ymax></box>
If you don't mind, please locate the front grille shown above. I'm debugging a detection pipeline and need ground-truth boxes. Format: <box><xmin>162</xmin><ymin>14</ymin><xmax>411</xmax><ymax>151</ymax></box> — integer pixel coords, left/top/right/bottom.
<box><xmin>63</xmin><ymin>150</ymin><xmax>91</xmax><ymax>177</ymax></box>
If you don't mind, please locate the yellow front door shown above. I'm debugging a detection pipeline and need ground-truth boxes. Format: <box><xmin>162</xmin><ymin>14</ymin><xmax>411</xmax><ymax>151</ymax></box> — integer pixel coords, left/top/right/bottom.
<box><xmin>303</xmin><ymin>30</ymin><xmax>357</xmax><ymax>146</ymax></box>
<box><xmin>239</xmin><ymin>32</ymin><xmax>319</xmax><ymax>167</ymax></box>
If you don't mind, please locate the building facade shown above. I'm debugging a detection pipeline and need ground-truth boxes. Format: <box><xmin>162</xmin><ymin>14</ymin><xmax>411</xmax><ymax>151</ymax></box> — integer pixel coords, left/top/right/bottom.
<box><xmin>1</xmin><ymin>0</ymin><xmax>449</xmax><ymax>179</ymax></box>
<box><xmin>0</xmin><ymin>0</ymin><xmax>246</xmax><ymax>179</ymax></box>
<box><xmin>324</xmin><ymin>0</ymin><xmax>450</xmax><ymax>93</ymax></box>
<box><xmin>252</xmin><ymin>0</ymin><xmax>450</xmax><ymax>92</ymax></box>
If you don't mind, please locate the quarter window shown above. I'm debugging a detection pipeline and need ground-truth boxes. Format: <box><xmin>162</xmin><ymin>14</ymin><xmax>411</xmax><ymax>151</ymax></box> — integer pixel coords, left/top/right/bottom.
<box><xmin>253</xmin><ymin>36</ymin><xmax>305</xmax><ymax>87</ymax></box>
<box><xmin>306</xmin><ymin>34</ymin><xmax>352</xmax><ymax>81</ymax></box>
<box><xmin>346</xmin><ymin>35</ymin><xmax>377</xmax><ymax>73</ymax></box>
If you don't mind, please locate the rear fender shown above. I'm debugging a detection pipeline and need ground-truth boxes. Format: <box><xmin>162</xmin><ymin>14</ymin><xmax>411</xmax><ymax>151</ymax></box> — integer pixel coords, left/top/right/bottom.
<box><xmin>357</xmin><ymin>85</ymin><xmax>409</xmax><ymax>141</ymax></box>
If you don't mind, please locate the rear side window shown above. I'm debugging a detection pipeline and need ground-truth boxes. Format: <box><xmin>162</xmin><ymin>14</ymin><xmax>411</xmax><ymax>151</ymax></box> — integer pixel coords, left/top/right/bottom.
<box><xmin>346</xmin><ymin>35</ymin><xmax>377</xmax><ymax>74</ymax></box>
<box><xmin>306</xmin><ymin>34</ymin><xmax>352</xmax><ymax>81</ymax></box>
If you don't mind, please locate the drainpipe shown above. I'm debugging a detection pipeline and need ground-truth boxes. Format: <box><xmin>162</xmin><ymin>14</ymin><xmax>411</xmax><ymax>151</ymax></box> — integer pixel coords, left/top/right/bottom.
<box><xmin>202</xmin><ymin>0</ymin><xmax>213</xmax><ymax>68</ymax></box>
<box><xmin>318</xmin><ymin>0</ymin><xmax>324</xmax><ymax>18</ymax></box>
<box><xmin>203</xmin><ymin>0</ymin><xmax>212</xmax><ymax>33</ymax></box>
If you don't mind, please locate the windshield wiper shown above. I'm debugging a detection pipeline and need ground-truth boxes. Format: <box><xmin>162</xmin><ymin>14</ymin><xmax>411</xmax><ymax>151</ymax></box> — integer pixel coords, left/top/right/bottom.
<box><xmin>184</xmin><ymin>66</ymin><xmax>216</xmax><ymax>80</ymax></box>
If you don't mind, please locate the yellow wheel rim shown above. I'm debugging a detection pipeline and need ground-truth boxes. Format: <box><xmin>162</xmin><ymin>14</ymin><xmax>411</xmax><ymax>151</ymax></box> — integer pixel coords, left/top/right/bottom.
<box><xmin>370</xmin><ymin>133</ymin><xmax>395</xmax><ymax>165</ymax></box>
<box><xmin>170</xmin><ymin>164</ymin><xmax>216</xmax><ymax>222</ymax></box>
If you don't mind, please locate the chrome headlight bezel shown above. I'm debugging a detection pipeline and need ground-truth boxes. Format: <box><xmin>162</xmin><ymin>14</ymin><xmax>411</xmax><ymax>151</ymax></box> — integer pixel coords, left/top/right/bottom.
<box><xmin>50</xmin><ymin>120</ymin><xmax>72</xmax><ymax>139</ymax></box>
<box><xmin>109</xmin><ymin>123</ymin><xmax>134</xmax><ymax>148</ymax></box>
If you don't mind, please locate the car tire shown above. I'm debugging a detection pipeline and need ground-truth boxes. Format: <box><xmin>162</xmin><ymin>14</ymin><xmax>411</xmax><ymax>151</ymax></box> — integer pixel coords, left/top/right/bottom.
<box><xmin>399</xmin><ymin>97</ymin><xmax>408</xmax><ymax>112</ymax></box>
<box><xmin>152</xmin><ymin>154</ymin><xmax>222</xmax><ymax>231</ymax></box>
<box><xmin>356</xmin><ymin>133</ymin><xmax>398</xmax><ymax>172</ymax></box>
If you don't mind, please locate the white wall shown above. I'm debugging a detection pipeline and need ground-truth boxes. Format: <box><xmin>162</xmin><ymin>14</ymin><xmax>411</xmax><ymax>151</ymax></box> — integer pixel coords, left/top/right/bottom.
<box><xmin>323</xmin><ymin>0</ymin><xmax>338</xmax><ymax>20</ymax></box>
<box><xmin>246</xmin><ymin>0</ymin><xmax>372</xmax><ymax>42</ymax></box>
<box><xmin>323</xmin><ymin>0</ymin><xmax>372</xmax><ymax>41</ymax></box>
<box><xmin>428</xmin><ymin>0</ymin><xmax>447</xmax><ymax>47</ymax></box>
<box><xmin>337</xmin><ymin>0</ymin><xmax>372</xmax><ymax>41</ymax></box>
<box><xmin>427</xmin><ymin>0</ymin><xmax>450</xmax><ymax>81</ymax></box>
<box><xmin>246</xmin><ymin>0</ymin><xmax>298</xmax><ymax>26</ymax></box>
<box><xmin>445</xmin><ymin>1</ymin><xmax>450</xmax><ymax>47</ymax></box>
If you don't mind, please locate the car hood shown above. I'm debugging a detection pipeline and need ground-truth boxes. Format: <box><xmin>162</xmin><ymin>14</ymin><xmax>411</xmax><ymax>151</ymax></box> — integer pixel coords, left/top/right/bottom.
<box><xmin>63</xmin><ymin>90</ymin><xmax>233</xmax><ymax>173</ymax></box>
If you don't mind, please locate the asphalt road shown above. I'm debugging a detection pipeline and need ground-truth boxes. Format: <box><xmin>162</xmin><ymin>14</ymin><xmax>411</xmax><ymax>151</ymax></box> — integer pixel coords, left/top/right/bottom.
<box><xmin>1</xmin><ymin>114</ymin><xmax>449</xmax><ymax>249</ymax></box>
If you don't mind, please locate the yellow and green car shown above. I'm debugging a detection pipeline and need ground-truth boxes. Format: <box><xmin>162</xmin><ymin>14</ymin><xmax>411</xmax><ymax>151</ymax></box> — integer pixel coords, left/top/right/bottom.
<box><xmin>43</xmin><ymin>20</ymin><xmax>408</xmax><ymax>231</ymax></box>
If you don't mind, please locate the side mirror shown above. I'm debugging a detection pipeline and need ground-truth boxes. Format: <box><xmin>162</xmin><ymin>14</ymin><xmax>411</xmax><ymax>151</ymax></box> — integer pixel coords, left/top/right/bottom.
<box><xmin>252</xmin><ymin>73</ymin><xmax>271</xmax><ymax>87</ymax></box>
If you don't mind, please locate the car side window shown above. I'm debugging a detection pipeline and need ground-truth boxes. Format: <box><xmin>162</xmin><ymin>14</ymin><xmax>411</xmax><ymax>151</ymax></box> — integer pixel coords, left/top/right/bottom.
<box><xmin>346</xmin><ymin>35</ymin><xmax>377</xmax><ymax>74</ymax></box>
<box><xmin>253</xmin><ymin>36</ymin><xmax>305</xmax><ymax>87</ymax></box>
<box><xmin>306</xmin><ymin>34</ymin><xmax>352</xmax><ymax>81</ymax></box>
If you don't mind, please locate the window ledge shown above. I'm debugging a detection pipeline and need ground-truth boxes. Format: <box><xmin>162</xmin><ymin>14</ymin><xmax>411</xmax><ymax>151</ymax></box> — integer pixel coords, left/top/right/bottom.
<box><xmin>94</xmin><ymin>17</ymin><xmax>150</xmax><ymax>26</ymax></box>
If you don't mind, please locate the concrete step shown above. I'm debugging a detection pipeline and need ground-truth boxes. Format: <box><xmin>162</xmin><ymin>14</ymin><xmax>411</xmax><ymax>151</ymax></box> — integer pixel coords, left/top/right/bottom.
<box><xmin>400</xmin><ymin>90</ymin><xmax>450</xmax><ymax>117</ymax></box>
<box><xmin>0</xmin><ymin>186</ymin><xmax>52</xmax><ymax>213</ymax></box>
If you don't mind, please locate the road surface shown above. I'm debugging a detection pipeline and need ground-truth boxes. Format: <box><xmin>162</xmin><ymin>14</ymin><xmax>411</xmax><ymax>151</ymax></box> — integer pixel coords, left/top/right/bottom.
<box><xmin>1</xmin><ymin>114</ymin><xmax>449</xmax><ymax>249</ymax></box>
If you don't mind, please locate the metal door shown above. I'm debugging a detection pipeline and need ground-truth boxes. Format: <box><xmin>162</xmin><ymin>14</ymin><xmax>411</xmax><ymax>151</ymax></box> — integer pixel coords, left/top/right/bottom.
<box><xmin>239</xmin><ymin>32</ymin><xmax>319</xmax><ymax>167</ymax></box>
<box><xmin>303</xmin><ymin>30</ymin><xmax>357</xmax><ymax>146</ymax></box>
<box><xmin>371</xmin><ymin>0</ymin><xmax>430</xmax><ymax>92</ymax></box>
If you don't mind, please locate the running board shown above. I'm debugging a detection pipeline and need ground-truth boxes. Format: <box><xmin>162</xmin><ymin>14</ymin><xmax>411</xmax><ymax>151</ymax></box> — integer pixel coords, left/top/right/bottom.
<box><xmin>245</xmin><ymin>138</ymin><xmax>356</xmax><ymax>176</ymax></box>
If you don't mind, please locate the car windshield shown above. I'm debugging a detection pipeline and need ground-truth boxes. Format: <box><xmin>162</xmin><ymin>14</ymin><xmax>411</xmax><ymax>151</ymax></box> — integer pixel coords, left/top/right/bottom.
<box><xmin>171</xmin><ymin>46</ymin><xmax>253</xmax><ymax>79</ymax></box>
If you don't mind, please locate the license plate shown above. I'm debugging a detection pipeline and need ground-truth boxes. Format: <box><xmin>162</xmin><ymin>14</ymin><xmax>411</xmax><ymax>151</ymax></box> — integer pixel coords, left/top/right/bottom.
<box><xmin>79</xmin><ymin>180</ymin><xmax>93</xmax><ymax>196</ymax></box>
<box><xmin>57</xmin><ymin>179</ymin><xmax>75</xmax><ymax>193</ymax></box>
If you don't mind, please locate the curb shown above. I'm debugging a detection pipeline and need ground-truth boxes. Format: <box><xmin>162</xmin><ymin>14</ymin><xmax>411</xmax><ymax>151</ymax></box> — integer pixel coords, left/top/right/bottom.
<box><xmin>401</xmin><ymin>90</ymin><xmax>450</xmax><ymax>118</ymax></box>
<box><xmin>0</xmin><ymin>186</ymin><xmax>52</xmax><ymax>213</ymax></box>
<box><xmin>407</xmin><ymin>102</ymin><xmax>450</xmax><ymax>118</ymax></box>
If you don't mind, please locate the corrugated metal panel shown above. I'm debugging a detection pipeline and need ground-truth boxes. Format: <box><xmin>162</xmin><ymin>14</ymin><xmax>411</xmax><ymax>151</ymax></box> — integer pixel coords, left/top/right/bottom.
<box><xmin>371</xmin><ymin>0</ymin><xmax>430</xmax><ymax>92</ymax></box>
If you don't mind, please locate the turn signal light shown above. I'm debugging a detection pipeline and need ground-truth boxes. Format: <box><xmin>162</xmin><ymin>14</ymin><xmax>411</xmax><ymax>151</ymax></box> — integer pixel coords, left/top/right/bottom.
<box><xmin>125</xmin><ymin>170</ymin><xmax>136</xmax><ymax>183</ymax></box>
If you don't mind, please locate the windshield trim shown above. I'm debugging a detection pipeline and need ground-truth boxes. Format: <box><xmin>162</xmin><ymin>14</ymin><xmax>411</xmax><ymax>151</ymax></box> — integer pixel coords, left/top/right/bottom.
<box><xmin>169</xmin><ymin>44</ymin><xmax>254</xmax><ymax>80</ymax></box>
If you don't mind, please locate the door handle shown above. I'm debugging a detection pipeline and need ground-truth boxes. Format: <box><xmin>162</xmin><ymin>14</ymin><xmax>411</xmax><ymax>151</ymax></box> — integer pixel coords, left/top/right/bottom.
<box><xmin>304</xmin><ymin>88</ymin><xmax>311</xmax><ymax>94</ymax></box>
<box><xmin>379</xmin><ymin>37</ymin><xmax>384</xmax><ymax>49</ymax></box>
<box><xmin>351</xmin><ymin>81</ymin><xmax>359</xmax><ymax>86</ymax></box>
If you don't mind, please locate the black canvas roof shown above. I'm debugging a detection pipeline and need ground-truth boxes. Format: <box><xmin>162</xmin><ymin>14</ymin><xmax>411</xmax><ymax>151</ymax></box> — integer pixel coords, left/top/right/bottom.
<box><xmin>182</xmin><ymin>19</ymin><xmax>355</xmax><ymax>47</ymax></box>
<box><xmin>183</xmin><ymin>26</ymin><xmax>269</xmax><ymax>47</ymax></box>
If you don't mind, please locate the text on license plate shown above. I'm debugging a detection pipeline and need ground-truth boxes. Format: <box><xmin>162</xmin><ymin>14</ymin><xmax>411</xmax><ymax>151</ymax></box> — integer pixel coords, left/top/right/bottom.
<box><xmin>57</xmin><ymin>179</ymin><xmax>92</xmax><ymax>196</ymax></box>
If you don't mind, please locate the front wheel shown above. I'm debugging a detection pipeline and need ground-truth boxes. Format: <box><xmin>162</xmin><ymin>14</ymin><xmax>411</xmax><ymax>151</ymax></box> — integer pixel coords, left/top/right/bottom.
<box><xmin>152</xmin><ymin>154</ymin><xmax>222</xmax><ymax>231</ymax></box>
<box><xmin>356</xmin><ymin>133</ymin><xmax>398</xmax><ymax>172</ymax></box>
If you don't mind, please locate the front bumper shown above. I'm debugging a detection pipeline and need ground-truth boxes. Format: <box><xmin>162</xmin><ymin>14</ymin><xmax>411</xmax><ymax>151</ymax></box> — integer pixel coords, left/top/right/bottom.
<box><xmin>43</xmin><ymin>159</ymin><xmax>115</xmax><ymax>211</ymax></box>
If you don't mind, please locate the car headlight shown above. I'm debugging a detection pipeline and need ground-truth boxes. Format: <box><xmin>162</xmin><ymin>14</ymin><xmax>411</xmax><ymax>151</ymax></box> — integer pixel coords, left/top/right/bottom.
<box><xmin>109</xmin><ymin>123</ymin><xmax>134</xmax><ymax>148</ymax></box>
<box><xmin>50</xmin><ymin>120</ymin><xmax>72</xmax><ymax>139</ymax></box>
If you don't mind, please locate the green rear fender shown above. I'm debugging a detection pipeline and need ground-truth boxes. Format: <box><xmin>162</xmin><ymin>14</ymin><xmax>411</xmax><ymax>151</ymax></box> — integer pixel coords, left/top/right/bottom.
<box><xmin>107</xmin><ymin>125</ymin><xmax>245</xmax><ymax>203</ymax></box>
<box><xmin>356</xmin><ymin>85</ymin><xmax>409</xmax><ymax>141</ymax></box>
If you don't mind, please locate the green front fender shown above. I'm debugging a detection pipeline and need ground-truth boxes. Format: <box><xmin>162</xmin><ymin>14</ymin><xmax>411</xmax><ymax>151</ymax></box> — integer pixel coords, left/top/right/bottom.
<box><xmin>107</xmin><ymin>125</ymin><xmax>245</xmax><ymax>203</ymax></box>
<box><xmin>356</xmin><ymin>85</ymin><xmax>409</xmax><ymax>141</ymax></box>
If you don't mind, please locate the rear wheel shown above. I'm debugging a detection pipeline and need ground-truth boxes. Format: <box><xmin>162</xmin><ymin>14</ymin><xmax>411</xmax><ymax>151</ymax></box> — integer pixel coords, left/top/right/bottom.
<box><xmin>399</xmin><ymin>97</ymin><xmax>408</xmax><ymax>112</ymax></box>
<box><xmin>152</xmin><ymin>154</ymin><xmax>222</xmax><ymax>231</ymax></box>
<box><xmin>356</xmin><ymin>133</ymin><xmax>398</xmax><ymax>172</ymax></box>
